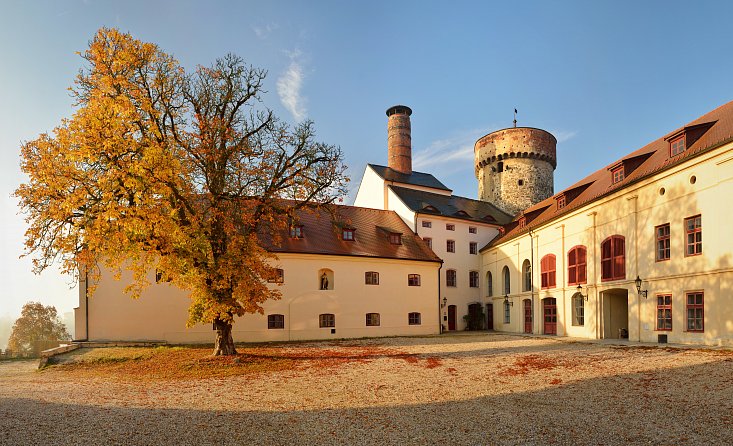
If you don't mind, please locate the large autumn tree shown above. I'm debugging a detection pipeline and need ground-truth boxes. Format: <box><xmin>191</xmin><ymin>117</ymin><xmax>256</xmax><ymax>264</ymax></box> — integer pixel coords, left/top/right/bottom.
<box><xmin>7</xmin><ymin>302</ymin><xmax>70</xmax><ymax>356</ymax></box>
<box><xmin>16</xmin><ymin>28</ymin><xmax>348</xmax><ymax>355</ymax></box>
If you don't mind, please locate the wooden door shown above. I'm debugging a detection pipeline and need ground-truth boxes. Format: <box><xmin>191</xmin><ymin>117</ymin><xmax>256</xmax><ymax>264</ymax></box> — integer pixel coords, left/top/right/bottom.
<box><xmin>448</xmin><ymin>305</ymin><xmax>457</xmax><ymax>331</ymax></box>
<box><xmin>543</xmin><ymin>298</ymin><xmax>557</xmax><ymax>335</ymax></box>
<box><xmin>486</xmin><ymin>304</ymin><xmax>494</xmax><ymax>330</ymax></box>
<box><xmin>523</xmin><ymin>299</ymin><xmax>532</xmax><ymax>333</ymax></box>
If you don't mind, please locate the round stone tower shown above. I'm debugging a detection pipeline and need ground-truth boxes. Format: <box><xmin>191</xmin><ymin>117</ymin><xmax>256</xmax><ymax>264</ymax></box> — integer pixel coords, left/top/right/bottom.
<box><xmin>386</xmin><ymin>105</ymin><xmax>413</xmax><ymax>174</ymax></box>
<box><xmin>474</xmin><ymin>127</ymin><xmax>557</xmax><ymax>216</ymax></box>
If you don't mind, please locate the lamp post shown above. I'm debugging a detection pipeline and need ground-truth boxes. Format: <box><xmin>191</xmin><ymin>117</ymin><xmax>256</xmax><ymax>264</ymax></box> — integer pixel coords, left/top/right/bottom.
<box><xmin>634</xmin><ymin>275</ymin><xmax>648</xmax><ymax>298</ymax></box>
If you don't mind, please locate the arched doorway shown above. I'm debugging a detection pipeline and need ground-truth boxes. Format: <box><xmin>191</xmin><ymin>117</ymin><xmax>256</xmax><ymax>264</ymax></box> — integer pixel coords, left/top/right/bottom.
<box><xmin>543</xmin><ymin>297</ymin><xmax>557</xmax><ymax>335</ymax></box>
<box><xmin>523</xmin><ymin>299</ymin><xmax>532</xmax><ymax>333</ymax></box>
<box><xmin>448</xmin><ymin>305</ymin><xmax>457</xmax><ymax>331</ymax></box>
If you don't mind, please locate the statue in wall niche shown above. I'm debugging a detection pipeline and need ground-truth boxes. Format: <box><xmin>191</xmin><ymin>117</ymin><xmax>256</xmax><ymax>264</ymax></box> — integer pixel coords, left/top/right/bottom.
<box><xmin>320</xmin><ymin>273</ymin><xmax>329</xmax><ymax>290</ymax></box>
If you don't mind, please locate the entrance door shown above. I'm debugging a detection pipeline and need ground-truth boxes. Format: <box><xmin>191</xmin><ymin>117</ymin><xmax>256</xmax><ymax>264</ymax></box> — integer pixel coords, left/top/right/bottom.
<box><xmin>486</xmin><ymin>304</ymin><xmax>494</xmax><ymax>330</ymax></box>
<box><xmin>523</xmin><ymin>299</ymin><xmax>532</xmax><ymax>333</ymax></box>
<box><xmin>448</xmin><ymin>305</ymin><xmax>457</xmax><ymax>331</ymax></box>
<box><xmin>543</xmin><ymin>298</ymin><xmax>557</xmax><ymax>335</ymax></box>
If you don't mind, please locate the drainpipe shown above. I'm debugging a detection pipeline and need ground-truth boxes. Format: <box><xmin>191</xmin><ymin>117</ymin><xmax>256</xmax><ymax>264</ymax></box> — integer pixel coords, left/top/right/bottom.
<box><xmin>588</xmin><ymin>211</ymin><xmax>598</xmax><ymax>339</ymax></box>
<box><xmin>438</xmin><ymin>261</ymin><xmax>443</xmax><ymax>334</ymax></box>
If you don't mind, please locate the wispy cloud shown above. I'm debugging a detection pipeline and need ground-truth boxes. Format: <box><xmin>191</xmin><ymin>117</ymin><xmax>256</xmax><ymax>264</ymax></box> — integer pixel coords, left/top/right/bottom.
<box><xmin>551</xmin><ymin>130</ymin><xmax>578</xmax><ymax>143</ymax></box>
<box><xmin>412</xmin><ymin>127</ymin><xmax>491</xmax><ymax>174</ymax></box>
<box><xmin>253</xmin><ymin>23</ymin><xmax>279</xmax><ymax>40</ymax></box>
<box><xmin>277</xmin><ymin>50</ymin><xmax>307</xmax><ymax>122</ymax></box>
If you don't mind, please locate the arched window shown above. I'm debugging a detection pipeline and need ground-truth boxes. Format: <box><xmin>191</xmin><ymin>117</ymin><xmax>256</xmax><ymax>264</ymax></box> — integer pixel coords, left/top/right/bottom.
<box><xmin>446</xmin><ymin>269</ymin><xmax>457</xmax><ymax>287</ymax></box>
<box><xmin>540</xmin><ymin>254</ymin><xmax>556</xmax><ymax>289</ymax></box>
<box><xmin>601</xmin><ymin>235</ymin><xmax>625</xmax><ymax>281</ymax></box>
<box><xmin>487</xmin><ymin>272</ymin><xmax>493</xmax><ymax>297</ymax></box>
<box><xmin>567</xmin><ymin>246</ymin><xmax>587</xmax><ymax>286</ymax></box>
<box><xmin>522</xmin><ymin>259</ymin><xmax>531</xmax><ymax>292</ymax></box>
<box><xmin>502</xmin><ymin>266</ymin><xmax>511</xmax><ymax>295</ymax></box>
<box><xmin>503</xmin><ymin>300</ymin><xmax>511</xmax><ymax>324</ymax></box>
<box><xmin>318</xmin><ymin>269</ymin><xmax>334</xmax><ymax>290</ymax></box>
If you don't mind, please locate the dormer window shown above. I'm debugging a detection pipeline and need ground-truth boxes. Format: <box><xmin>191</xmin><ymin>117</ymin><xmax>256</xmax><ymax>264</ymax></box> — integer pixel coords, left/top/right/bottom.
<box><xmin>518</xmin><ymin>217</ymin><xmax>526</xmax><ymax>229</ymax></box>
<box><xmin>670</xmin><ymin>135</ymin><xmax>686</xmax><ymax>156</ymax></box>
<box><xmin>342</xmin><ymin>228</ymin><xmax>355</xmax><ymax>241</ymax></box>
<box><xmin>612</xmin><ymin>166</ymin><xmax>624</xmax><ymax>184</ymax></box>
<box><xmin>556</xmin><ymin>194</ymin><xmax>566</xmax><ymax>210</ymax></box>
<box><xmin>390</xmin><ymin>233</ymin><xmax>402</xmax><ymax>245</ymax></box>
<box><xmin>289</xmin><ymin>225</ymin><xmax>304</xmax><ymax>238</ymax></box>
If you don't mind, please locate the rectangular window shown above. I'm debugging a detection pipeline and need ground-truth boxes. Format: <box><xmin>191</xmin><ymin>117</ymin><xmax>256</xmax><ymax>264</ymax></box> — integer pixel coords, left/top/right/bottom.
<box><xmin>267</xmin><ymin>268</ymin><xmax>285</xmax><ymax>284</ymax></box>
<box><xmin>365</xmin><ymin>271</ymin><xmax>379</xmax><ymax>285</ymax></box>
<box><xmin>390</xmin><ymin>233</ymin><xmax>402</xmax><ymax>245</ymax></box>
<box><xmin>408</xmin><ymin>274</ymin><xmax>421</xmax><ymax>286</ymax></box>
<box><xmin>670</xmin><ymin>136</ymin><xmax>686</xmax><ymax>156</ymax></box>
<box><xmin>268</xmin><ymin>314</ymin><xmax>285</xmax><ymax>329</ymax></box>
<box><xmin>342</xmin><ymin>228</ymin><xmax>355</xmax><ymax>241</ymax></box>
<box><xmin>319</xmin><ymin>313</ymin><xmax>335</xmax><ymax>328</ymax></box>
<box><xmin>686</xmin><ymin>292</ymin><xmax>704</xmax><ymax>332</ymax></box>
<box><xmin>612</xmin><ymin>166</ymin><xmax>624</xmax><ymax>184</ymax></box>
<box><xmin>656</xmin><ymin>294</ymin><xmax>672</xmax><ymax>331</ymax></box>
<box><xmin>446</xmin><ymin>269</ymin><xmax>457</xmax><ymax>287</ymax></box>
<box><xmin>503</xmin><ymin>301</ymin><xmax>511</xmax><ymax>324</ymax></box>
<box><xmin>469</xmin><ymin>226</ymin><xmax>477</xmax><ymax>234</ymax></box>
<box><xmin>469</xmin><ymin>271</ymin><xmax>479</xmax><ymax>288</ymax></box>
<box><xmin>365</xmin><ymin>313</ymin><xmax>380</xmax><ymax>326</ymax></box>
<box><xmin>422</xmin><ymin>221</ymin><xmax>432</xmax><ymax>228</ymax></box>
<box><xmin>289</xmin><ymin>225</ymin><xmax>304</xmax><ymax>238</ymax></box>
<box><xmin>685</xmin><ymin>215</ymin><xmax>702</xmax><ymax>256</ymax></box>
<box><xmin>557</xmin><ymin>195</ymin><xmax>566</xmax><ymax>210</ymax></box>
<box><xmin>408</xmin><ymin>312</ymin><xmax>421</xmax><ymax>325</ymax></box>
<box><xmin>446</xmin><ymin>223</ymin><xmax>455</xmax><ymax>231</ymax></box>
<box><xmin>518</xmin><ymin>217</ymin><xmax>526</xmax><ymax>229</ymax></box>
<box><xmin>469</xmin><ymin>242</ymin><xmax>478</xmax><ymax>255</ymax></box>
<box><xmin>423</xmin><ymin>237</ymin><xmax>432</xmax><ymax>249</ymax></box>
<box><xmin>447</xmin><ymin>240</ymin><xmax>455</xmax><ymax>253</ymax></box>
<box><xmin>656</xmin><ymin>223</ymin><xmax>671</xmax><ymax>261</ymax></box>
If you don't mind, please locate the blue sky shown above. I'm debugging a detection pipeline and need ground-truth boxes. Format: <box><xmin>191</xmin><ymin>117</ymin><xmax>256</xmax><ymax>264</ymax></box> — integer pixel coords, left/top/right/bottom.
<box><xmin>1</xmin><ymin>0</ymin><xmax>732</xmax><ymax>321</ymax></box>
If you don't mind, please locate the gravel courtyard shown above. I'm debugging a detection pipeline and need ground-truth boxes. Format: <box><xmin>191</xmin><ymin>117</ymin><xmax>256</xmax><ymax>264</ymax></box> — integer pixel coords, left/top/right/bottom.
<box><xmin>1</xmin><ymin>333</ymin><xmax>732</xmax><ymax>445</ymax></box>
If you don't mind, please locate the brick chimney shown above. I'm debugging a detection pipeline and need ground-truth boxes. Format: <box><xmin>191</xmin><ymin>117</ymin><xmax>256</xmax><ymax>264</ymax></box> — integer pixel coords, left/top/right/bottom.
<box><xmin>386</xmin><ymin>105</ymin><xmax>412</xmax><ymax>175</ymax></box>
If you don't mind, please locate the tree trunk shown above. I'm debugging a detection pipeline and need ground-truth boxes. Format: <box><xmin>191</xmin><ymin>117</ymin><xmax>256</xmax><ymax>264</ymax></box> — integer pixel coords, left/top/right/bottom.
<box><xmin>212</xmin><ymin>318</ymin><xmax>237</xmax><ymax>356</ymax></box>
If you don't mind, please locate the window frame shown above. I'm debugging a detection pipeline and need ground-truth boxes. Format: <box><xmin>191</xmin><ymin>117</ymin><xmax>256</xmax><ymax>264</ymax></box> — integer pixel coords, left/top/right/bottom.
<box><xmin>468</xmin><ymin>226</ymin><xmax>477</xmax><ymax>234</ymax></box>
<box><xmin>487</xmin><ymin>272</ymin><xmax>493</xmax><ymax>297</ymax></box>
<box><xmin>601</xmin><ymin>235</ymin><xmax>626</xmax><ymax>282</ymax></box>
<box><xmin>612</xmin><ymin>166</ymin><xmax>624</xmax><ymax>184</ymax></box>
<box><xmin>656</xmin><ymin>294</ymin><xmax>672</xmax><ymax>331</ymax></box>
<box><xmin>556</xmin><ymin>194</ymin><xmax>566</xmax><ymax>210</ymax></box>
<box><xmin>522</xmin><ymin>259</ymin><xmax>531</xmax><ymax>292</ymax></box>
<box><xmin>423</xmin><ymin>237</ymin><xmax>432</xmax><ymax>249</ymax></box>
<box><xmin>389</xmin><ymin>233</ymin><xmax>402</xmax><ymax>245</ymax></box>
<box><xmin>422</xmin><ymin>220</ymin><xmax>432</xmax><ymax>228</ymax></box>
<box><xmin>567</xmin><ymin>245</ymin><xmax>587</xmax><ymax>286</ymax></box>
<box><xmin>408</xmin><ymin>274</ymin><xmax>421</xmax><ymax>286</ymax></box>
<box><xmin>469</xmin><ymin>242</ymin><xmax>478</xmax><ymax>255</ymax></box>
<box><xmin>365</xmin><ymin>313</ymin><xmax>380</xmax><ymax>327</ymax></box>
<box><xmin>267</xmin><ymin>268</ymin><xmax>285</xmax><ymax>284</ymax></box>
<box><xmin>446</xmin><ymin>269</ymin><xmax>457</xmax><ymax>287</ymax></box>
<box><xmin>656</xmin><ymin>223</ymin><xmax>671</xmax><ymax>262</ymax></box>
<box><xmin>446</xmin><ymin>239</ymin><xmax>455</xmax><ymax>253</ymax></box>
<box><xmin>540</xmin><ymin>254</ymin><xmax>556</xmax><ymax>289</ymax></box>
<box><xmin>342</xmin><ymin>228</ymin><xmax>355</xmax><ymax>241</ymax></box>
<box><xmin>503</xmin><ymin>300</ymin><xmax>511</xmax><ymax>324</ymax></box>
<box><xmin>572</xmin><ymin>295</ymin><xmax>584</xmax><ymax>326</ymax></box>
<box><xmin>670</xmin><ymin>135</ymin><xmax>686</xmax><ymax>156</ymax></box>
<box><xmin>686</xmin><ymin>291</ymin><xmax>704</xmax><ymax>332</ymax></box>
<box><xmin>408</xmin><ymin>312</ymin><xmax>421</xmax><ymax>325</ymax></box>
<box><xmin>684</xmin><ymin>215</ymin><xmax>702</xmax><ymax>257</ymax></box>
<box><xmin>268</xmin><ymin>314</ymin><xmax>285</xmax><ymax>329</ymax></box>
<box><xmin>289</xmin><ymin>225</ymin><xmax>304</xmax><ymax>238</ymax></box>
<box><xmin>469</xmin><ymin>271</ymin><xmax>479</xmax><ymax>288</ymax></box>
<box><xmin>319</xmin><ymin>313</ymin><xmax>335</xmax><ymax>328</ymax></box>
<box><xmin>446</xmin><ymin>223</ymin><xmax>455</xmax><ymax>231</ymax></box>
<box><xmin>365</xmin><ymin>271</ymin><xmax>379</xmax><ymax>285</ymax></box>
<box><xmin>502</xmin><ymin>266</ymin><xmax>511</xmax><ymax>295</ymax></box>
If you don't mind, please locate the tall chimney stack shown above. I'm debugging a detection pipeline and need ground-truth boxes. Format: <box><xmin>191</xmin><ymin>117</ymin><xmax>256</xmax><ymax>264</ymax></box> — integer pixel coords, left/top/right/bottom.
<box><xmin>386</xmin><ymin>105</ymin><xmax>412</xmax><ymax>175</ymax></box>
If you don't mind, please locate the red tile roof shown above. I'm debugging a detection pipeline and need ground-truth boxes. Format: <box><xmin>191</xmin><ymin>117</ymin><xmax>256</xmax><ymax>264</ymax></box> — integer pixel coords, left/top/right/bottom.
<box><xmin>261</xmin><ymin>204</ymin><xmax>442</xmax><ymax>263</ymax></box>
<box><xmin>484</xmin><ymin>100</ymin><xmax>733</xmax><ymax>249</ymax></box>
